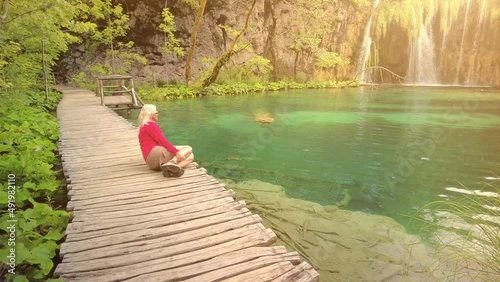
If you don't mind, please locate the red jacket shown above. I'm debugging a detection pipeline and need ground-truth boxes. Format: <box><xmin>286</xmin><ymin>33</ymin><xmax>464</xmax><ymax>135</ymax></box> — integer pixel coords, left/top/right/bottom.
<box><xmin>138</xmin><ymin>121</ymin><xmax>179</xmax><ymax>160</ymax></box>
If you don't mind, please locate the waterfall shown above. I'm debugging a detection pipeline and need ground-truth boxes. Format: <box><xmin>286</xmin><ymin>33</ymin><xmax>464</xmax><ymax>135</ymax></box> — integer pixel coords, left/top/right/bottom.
<box><xmin>440</xmin><ymin>6</ymin><xmax>449</xmax><ymax>52</ymax></box>
<box><xmin>407</xmin><ymin>21</ymin><xmax>438</xmax><ymax>85</ymax></box>
<box><xmin>355</xmin><ymin>0</ymin><xmax>380</xmax><ymax>84</ymax></box>
<box><xmin>454</xmin><ymin>0</ymin><xmax>471</xmax><ymax>84</ymax></box>
<box><xmin>466</xmin><ymin>0</ymin><xmax>487</xmax><ymax>85</ymax></box>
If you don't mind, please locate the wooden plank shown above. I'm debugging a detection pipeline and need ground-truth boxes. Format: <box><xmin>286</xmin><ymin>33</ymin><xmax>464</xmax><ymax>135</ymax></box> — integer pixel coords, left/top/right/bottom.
<box><xmin>60</xmin><ymin>212</ymin><xmax>260</xmax><ymax>257</ymax></box>
<box><xmin>181</xmin><ymin>252</ymin><xmax>301</xmax><ymax>282</ymax></box>
<box><xmin>67</xmin><ymin>175</ymin><xmax>216</xmax><ymax>201</ymax></box>
<box><xmin>127</xmin><ymin>247</ymin><xmax>291</xmax><ymax>282</ymax></box>
<box><xmin>104</xmin><ymin>96</ymin><xmax>134</xmax><ymax>106</ymax></box>
<box><xmin>67</xmin><ymin>177</ymin><xmax>217</xmax><ymax>200</ymax></box>
<box><xmin>67</xmin><ymin>181</ymin><xmax>225</xmax><ymax>210</ymax></box>
<box><xmin>68</xmin><ymin>197</ymin><xmax>242</xmax><ymax>230</ymax></box>
<box><xmin>63</xmin><ymin>222</ymin><xmax>266</xmax><ymax>264</ymax></box>
<box><xmin>71</xmin><ymin>186</ymin><xmax>230</xmax><ymax>215</ymax></box>
<box><xmin>67</xmin><ymin>168</ymin><xmax>208</xmax><ymax>186</ymax></box>
<box><xmin>70</xmin><ymin>190</ymin><xmax>236</xmax><ymax>225</ymax></box>
<box><xmin>56</xmin><ymin>226</ymin><xmax>276</xmax><ymax>280</ymax></box>
<box><xmin>67</xmin><ymin>177</ymin><xmax>219</xmax><ymax>203</ymax></box>
<box><xmin>66</xmin><ymin>202</ymin><xmax>252</xmax><ymax>242</ymax></box>
<box><xmin>272</xmin><ymin>262</ymin><xmax>320</xmax><ymax>282</ymax></box>
<box><xmin>67</xmin><ymin>172</ymin><xmax>207</xmax><ymax>192</ymax></box>
<box><xmin>65</xmin><ymin>198</ymin><xmax>245</xmax><ymax>235</ymax></box>
<box><xmin>68</xmin><ymin>183</ymin><xmax>226</xmax><ymax>212</ymax></box>
<box><xmin>223</xmin><ymin>261</ymin><xmax>295</xmax><ymax>282</ymax></box>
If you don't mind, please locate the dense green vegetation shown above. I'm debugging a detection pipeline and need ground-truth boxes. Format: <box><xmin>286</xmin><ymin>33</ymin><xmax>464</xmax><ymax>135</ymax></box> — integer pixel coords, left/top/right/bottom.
<box><xmin>0</xmin><ymin>0</ymin><xmax>139</xmax><ymax>280</ymax></box>
<box><xmin>0</xmin><ymin>90</ymin><xmax>67</xmax><ymax>281</ymax></box>
<box><xmin>137</xmin><ymin>80</ymin><xmax>356</xmax><ymax>101</ymax></box>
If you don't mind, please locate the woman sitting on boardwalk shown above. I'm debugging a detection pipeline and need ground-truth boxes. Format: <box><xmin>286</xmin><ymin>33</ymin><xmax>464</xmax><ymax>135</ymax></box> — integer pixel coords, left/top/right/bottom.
<box><xmin>138</xmin><ymin>104</ymin><xmax>194</xmax><ymax>177</ymax></box>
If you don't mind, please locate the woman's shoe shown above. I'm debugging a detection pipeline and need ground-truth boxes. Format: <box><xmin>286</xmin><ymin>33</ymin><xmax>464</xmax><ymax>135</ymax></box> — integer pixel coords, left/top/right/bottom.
<box><xmin>161</xmin><ymin>161</ymin><xmax>184</xmax><ymax>177</ymax></box>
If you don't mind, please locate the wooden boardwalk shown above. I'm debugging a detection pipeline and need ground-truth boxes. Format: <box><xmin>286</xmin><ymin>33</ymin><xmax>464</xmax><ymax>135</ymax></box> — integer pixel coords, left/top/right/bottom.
<box><xmin>54</xmin><ymin>86</ymin><xmax>319</xmax><ymax>282</ymax></box>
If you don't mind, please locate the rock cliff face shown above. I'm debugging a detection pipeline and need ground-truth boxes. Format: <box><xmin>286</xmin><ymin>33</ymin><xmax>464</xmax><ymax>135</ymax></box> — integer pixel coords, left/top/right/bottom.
<box><xmin>59</xmin><ymin>0</ymin><xmax>499</xmax><ymax>87</ymax></box>
<box><xmin>120</xmin><ymin>0</ymin><xmax>367</xmax><ymax>84</ymax></box>
<box><xmin>59</xmin><ymin>0</ymin><xmax>367</xmax><ymax>85</ymax></box>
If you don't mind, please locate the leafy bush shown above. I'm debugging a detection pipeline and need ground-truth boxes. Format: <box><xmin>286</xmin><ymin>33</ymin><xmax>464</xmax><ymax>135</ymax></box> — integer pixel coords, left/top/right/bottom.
<box><xmin>295</xmin><ymin>71</ymin><xmax>308</xmax><ymax>83</ymax></box>
<box><xmin>137</xmin><ymin>84</ymin><xmax>200</xmax><ymax>100</ymax></box>
<box><xmin>135</xmin><ymin>79</ymin><xmax>355</xmax><ymax>101</ymax></box>
<box><xmin>0</xmin><ymin>90</ymin><xmax>68</xmax><ymax>282</ymax></box>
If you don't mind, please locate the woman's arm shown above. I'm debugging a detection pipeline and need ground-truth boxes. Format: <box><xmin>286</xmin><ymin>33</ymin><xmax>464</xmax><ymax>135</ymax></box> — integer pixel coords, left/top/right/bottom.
<box><xmin>149</xmin><ymin>122</ymin><xmax>179</xmax><ymax>154</ymax></box>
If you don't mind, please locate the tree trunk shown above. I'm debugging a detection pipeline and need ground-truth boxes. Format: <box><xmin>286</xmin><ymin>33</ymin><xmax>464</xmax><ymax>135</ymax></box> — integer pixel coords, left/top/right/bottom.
<box><xmin>42</xmin><ymin>33</ymin><xmax>49</xmax><ymax>102</ymax></box>
<box><xmin>293</xmin><ymin>51</ymin><xmax>299</xmax><ymax>80</ymax></box>
<box><xmin>0</xmin><ymin>0</ymin><xmax>9</xmax><ymax>26</ymax></box>
<box><xmin>108</xmin><ymin>15</ymin><xmax>116</xmax><ymax>74</ymax></box>
<box><xmin>201</xmin><ymin>0</ymin><xmax>257</xmax><ymax>88</ymax></box>
<box><xmin>264</xmin><ymin>0</ymin><xmax>278</xmax><ymax>82</ymax></box>
<box><xmin>185</xmin><ymin>0</ymin><xmax>207</xmax><ymax>87</ymax></box>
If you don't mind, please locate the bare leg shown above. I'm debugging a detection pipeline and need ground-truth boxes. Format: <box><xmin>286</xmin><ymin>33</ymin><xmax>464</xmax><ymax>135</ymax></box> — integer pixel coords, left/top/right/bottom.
<box><xmin>158</xmin><ymin>148</ymin><xmax>175</xmax><ymax>169</ymax></box>
<box><xmin>173</xmin><ymin>145</ymin><xmax>194</xmax><ymax>168</ymax></box>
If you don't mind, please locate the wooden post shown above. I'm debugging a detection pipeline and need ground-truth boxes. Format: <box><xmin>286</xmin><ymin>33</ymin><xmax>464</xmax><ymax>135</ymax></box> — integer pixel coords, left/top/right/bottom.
<box><xmin>95</xmin><ymin>77</ymin><xmax>100</xmax><ymax>97</ymax></box>
<box><xmin>130</xmin><ymin>78</ymin><xmax>138</xmax><ymax>107</ymax></box>
<box><xmin>99</xmin><ymin>78</ymin><xmax>104</xmax><ymax>105</ymax></box>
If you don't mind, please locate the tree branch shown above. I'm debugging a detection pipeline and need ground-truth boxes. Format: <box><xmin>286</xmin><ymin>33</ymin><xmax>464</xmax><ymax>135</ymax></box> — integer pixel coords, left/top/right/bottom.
<box><xmin>2</xmin><ymin>3</ymin><xmax>54</xmax><ymax>26</ymax></box>
<box><xmin>347</xmin><ymin>66</ymin><xmax>405</xmax><ymax>86</ymax></box>
<box><xmin>0</xmin><ymin>0</ymin><xmax>9</xmax><ymax>26</ymax></box>
<box><xmin>201</xmin><ymin>0</ymin><xmax>257</xmax><ymax>88</ymax></box>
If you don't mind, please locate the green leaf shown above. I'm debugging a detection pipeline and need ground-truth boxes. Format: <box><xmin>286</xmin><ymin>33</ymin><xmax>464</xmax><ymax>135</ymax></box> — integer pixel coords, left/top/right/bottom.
<box><xmin>0</xmin><ymin>189</ymin><xmax>8</xmax><ymax>206</ymax></box>
<box><xmin>44</xmin><ymin>228</ymin><xmax>66</xmax><ymax>241</ymax></box>
<box><xmin>23</xmin><ymin>182</ymin><xmax>36</xmax><ymax>189</ymax></box>
<box><xmin>15</xmin><ymin>242</ymin><xmax>32</xmax><ymax>265</ymax></box>
<box><xmin>0</xmin><ymin>213</ymin><xmax>15</xmax><ymax>232</ymax></box>
<box><xmin>18</xmin><ymin>217</ymin><xmax>38</xmax><ymax>233</ymax></box>
<box><xmin>14</xmin><ymin>188</ymin><xmax>31</xmax><ymax>206</ymax></box>
<box><xmin>0</xmin><ymin>245</ymin><xmax>13</xmax><ymax>264</ymax></box>
<box><xmin>31</xmin><ymin>241</ymin><xmax>57</xmax><ymax>275</ymax></box>
<box><xmin>13</xmin><ymin>275</ymin><xmax>30</xmax><ymax>282</ymax></box>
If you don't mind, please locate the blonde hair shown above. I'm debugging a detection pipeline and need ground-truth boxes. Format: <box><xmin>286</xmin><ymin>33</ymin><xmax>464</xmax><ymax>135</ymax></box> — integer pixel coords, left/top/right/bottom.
<box><xmin>138</xmin><ymin>104</ymin><xmax>157</xmax><ymax>126</ymax></box>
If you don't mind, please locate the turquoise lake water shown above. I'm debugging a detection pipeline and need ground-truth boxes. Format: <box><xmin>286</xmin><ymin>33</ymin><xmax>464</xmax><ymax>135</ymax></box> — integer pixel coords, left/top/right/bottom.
<box><xmin>127</xmin><ymin>86</ymin><xmax>500</xmax><ymax>234</ymax></box>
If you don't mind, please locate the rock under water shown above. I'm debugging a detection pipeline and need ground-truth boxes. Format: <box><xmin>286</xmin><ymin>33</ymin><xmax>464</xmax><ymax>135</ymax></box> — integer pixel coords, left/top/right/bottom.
<box><xmin>224</xmin><ymin>179</ymin><xmax>498</xmax><ymax>282</ymax></box>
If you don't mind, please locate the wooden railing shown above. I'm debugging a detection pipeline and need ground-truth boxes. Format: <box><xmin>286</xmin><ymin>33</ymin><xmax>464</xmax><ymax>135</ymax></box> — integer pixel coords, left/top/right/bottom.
<box><xmin>96</xmin><ymin>75</ymin><xmax>143</xmax><ymax>109</ymax></box>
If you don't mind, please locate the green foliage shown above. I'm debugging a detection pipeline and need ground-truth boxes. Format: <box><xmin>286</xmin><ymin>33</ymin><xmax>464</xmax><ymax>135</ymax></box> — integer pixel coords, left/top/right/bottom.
<box><xmin>114</xmin><ymin>43</ymin><xmax>148</xmax><ymax>74</ymax></box>
<box><xmin>295</xmin><ymin>72</ymin><xmax>308</xmax><ymax>83</ymax></box>
<box><xmin>90</xmin><ymin>2</ymin><xmax>129</xmax><ymax>45</ymax></box>
<box><xmin>203</xmin><ymin>83</ymin><xmax>254</xmax><ymax>96</ymax></box>
<box><xmin>137</xmin><ymin>84</ymin><xmax>199</xmax><ymax>101</ymax></box>
<box><xmin>201</xmin><ymin>80</ymin><xmax>352</xmax><ymax>96</ymax></box>
<box><xmin>137</xmin><ymin>77</ymin><xmax>354</xmax><ymax>101</ymax></box>
<box><xmin>348</xmin><ymin>0</ymin><xmax>371</xmax><ymax>8</ymax></box>
<box><xmin>0</xmin><ymin>0</ymin><xmax>83</xmax><ymax>92</ymax></box>
<box><xmin>288</xmin><ymin>0</ymin><xmax>336</xmax><ymax>53</ymax></box>
<box><xmin>374</xmin><ymin>0</ymin><xmax>444</xmax><ymax>39</ymax></box>
<box><xmin>0</xmin><ymin>90</ymin><xmax>68</xmax><ymax>281</ymax></box>
<box><xmin>315</xmin><ymin>50</ymin><xmax>350</xmax><ymax>69</ymax></box>
<box><xmin>66</xmin><ymin>0</ymin><xmax>146</xmax><ymax>87</ymax></box>
<box><xmin>70</xmin><ymin>71</ymin><xmax>95</xmax><ymax>90</ymax></box>
<box><xmin>160</xmin><ymin>8</ymin><xmax>185</xmax><ymax>57</ymax></box>
<box><xmin>182</xmin><ymin>0</ymin><xmax>199</xmax><ymax>9</ymax></box>
<box><xmin>212</xmin><ymin>55</ymin><xmax>273</xmax><ymax>85</ymax></box>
